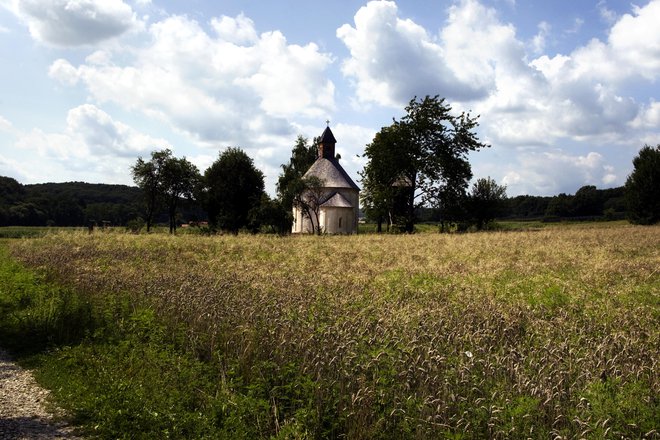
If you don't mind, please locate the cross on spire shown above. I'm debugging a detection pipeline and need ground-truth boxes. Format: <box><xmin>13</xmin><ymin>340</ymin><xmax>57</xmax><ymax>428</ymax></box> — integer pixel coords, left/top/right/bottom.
<box><xmin>326</xmin><ymin>119</ymin><xmax>330</xmax><ymax>127</ymax></box>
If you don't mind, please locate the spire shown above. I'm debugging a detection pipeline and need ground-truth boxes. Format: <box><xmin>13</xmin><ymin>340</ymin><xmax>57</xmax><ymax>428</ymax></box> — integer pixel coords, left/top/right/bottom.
<box><xmin>319</xmin><ymin>124</ymin><xmax>336</xmax><ymax>159</ymax></box>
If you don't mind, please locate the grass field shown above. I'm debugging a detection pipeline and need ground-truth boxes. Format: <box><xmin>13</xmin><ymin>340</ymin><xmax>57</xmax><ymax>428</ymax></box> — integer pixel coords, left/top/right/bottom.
<box><xmin>1</xmin><ymin>224</ymin><xmax>658</xmax><ymax>439</ymax></box>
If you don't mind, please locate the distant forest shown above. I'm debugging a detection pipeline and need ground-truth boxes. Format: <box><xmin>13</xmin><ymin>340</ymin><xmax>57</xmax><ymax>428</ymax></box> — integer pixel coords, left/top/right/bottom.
<box><xmin>0</xmin><ymin>175</ymin><xmax>626</xmax><ymax>227</ymax></box>
<box><xmin>0</xmin><ymin>176</ymin><xmax>202</xmax><ymax>227</ymax></box>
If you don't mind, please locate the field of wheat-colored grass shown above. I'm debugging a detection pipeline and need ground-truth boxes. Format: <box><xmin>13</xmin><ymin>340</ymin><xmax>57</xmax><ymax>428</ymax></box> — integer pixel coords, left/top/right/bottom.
<box><xmin>9</xmin><ymin>224</ymin><xmax>659</xmax><ymax>439</ymax></box>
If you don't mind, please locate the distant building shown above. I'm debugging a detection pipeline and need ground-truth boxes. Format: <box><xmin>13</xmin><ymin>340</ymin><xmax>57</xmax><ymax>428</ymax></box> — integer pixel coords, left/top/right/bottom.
<box><xmin>292</xmin><ymin>125</ymin><xmax>360</xmax><ymax>234</ymax></box>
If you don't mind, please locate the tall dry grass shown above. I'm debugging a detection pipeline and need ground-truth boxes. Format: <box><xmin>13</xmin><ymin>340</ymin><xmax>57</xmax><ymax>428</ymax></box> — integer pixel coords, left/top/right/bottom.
<box><xmin>10</xmin><ymin>224</ymin><xmax>659</xmax><ymax>438</ymax></box>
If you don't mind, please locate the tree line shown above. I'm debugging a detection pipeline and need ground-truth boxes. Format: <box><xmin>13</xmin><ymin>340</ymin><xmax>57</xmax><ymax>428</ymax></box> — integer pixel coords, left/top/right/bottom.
<box><xmin>360</xmin><ymin>96</ymin><xmax>658</xmax><ymax>230</ymax></box>
<box><xmin>0</xmin><ymin>178</ymin><xmax>145</xmax><ymax>227</ymax></box>
<box><xmin>1</xmin><ymin>98</ymin><xmax>657</xmax><ymax>230</ymax></box>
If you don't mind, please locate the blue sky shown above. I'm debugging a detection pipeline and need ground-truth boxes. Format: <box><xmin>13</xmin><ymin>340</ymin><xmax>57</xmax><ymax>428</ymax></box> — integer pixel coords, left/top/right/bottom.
<box><xmin>0</xmin><ymin>0</ymin><xmax>658</xmax><ymax>197</ymax></box>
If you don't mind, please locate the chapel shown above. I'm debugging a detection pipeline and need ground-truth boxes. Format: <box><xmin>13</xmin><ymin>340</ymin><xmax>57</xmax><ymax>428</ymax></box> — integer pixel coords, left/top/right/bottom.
<box><xmin>292</xmin><ymin>125</ymin><xmax>360</xmax><ymax>234</ymax></box>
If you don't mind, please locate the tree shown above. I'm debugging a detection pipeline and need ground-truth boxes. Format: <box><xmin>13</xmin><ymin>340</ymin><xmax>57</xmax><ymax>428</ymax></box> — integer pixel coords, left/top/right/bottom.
<box><xmin>161</xmin><ymin>156</ymin><xmax>201</xmax><ymax>234</ymax></box>
<box><xmin>277</xmin><ymin>135</ymin><xmax>318</xmax><ymax>212</ymax></box>
<box><xmin>625</xmin><ymin>144</ymin><xmax>660</xmax><ymax>225</ymax></box>
<box><xmin>0</xmin><ymin>176</ymin><xmax>24</xmax><ymax>205</ymax></box>
<box><xmin>131</xmin><ymin>149</ymin><xmax>171</xmax><ymax>232</ymax></box>
<box><xmin>361</xmin><ymin>96</ymin><xmax>488</xmax><ymax>233</ymax></box>
<box><xmin>132</xmin><ymin>149</ymin><xmax>201</xmax><ymax>233</ymax></box>
<box><xmin>204</xmin><ymin>148</ymin><xmax>265</xmax><ymax>234</ymax></box>
<box><xmin>291</xmin><ymin>176</ymin><xmax>325</xmax><ymax>235</ymax></box>
<box><xmin>360</xmin><ymin>125</ymin><xmax>407</xmax><ymax>232</ymax></box>
<box><xmin>468</xmin><ymin>177</ymin><xmax>507</xmax><ymax>229</ymax></box>
<box><xmin>544</xmin><ymin>193</ymin><xmax>572</xmax><ymax>220</ymax></box>
<box><xmin>248</xmin><ymin>194</ymin><xmax>291</xmax><ymax>235</ymax></box>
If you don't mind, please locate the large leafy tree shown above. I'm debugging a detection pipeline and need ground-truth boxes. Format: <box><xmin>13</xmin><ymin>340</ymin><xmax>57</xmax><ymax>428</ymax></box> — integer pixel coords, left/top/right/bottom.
<box><xmin>204</xmin><ymin>147</ymin><xmax>265</xmax><ymax>234</ymax></box>
<box><xmin>277</xmin><ymin>135</ymin><xmax>318</xmax><ymax>212</ymax></box>
<box><xmin>625</xmin><ymin>144</ymin><xmax>660</xmax><ymax>225</ymax></box>
<box><xmin>360</xmin><ymin>125</ymin><xmax>409</xmax><ymax>232</ymax></box>
<box><xmin>362</xmin><ymin>96</ymin><xmax>488</xmax><ymax>232</ymax></box>
<box><xmin>468</xmin><ymin>177</ymin><xmax>507</xmax><ymax>230</ymax></box>
<box><xmin>161</xmin><ymin>156</ymin><xmax>201</xmax><ymax>234</ymax></box>
<box><xmin>131</xmin><ymin>149</ymin><xmax>171</xmax><ymax>232</ymax></box>
<box><xmin>131</xmin><ymin>149</ymin><xmax>201</xmax><ymax>233</ymax></box>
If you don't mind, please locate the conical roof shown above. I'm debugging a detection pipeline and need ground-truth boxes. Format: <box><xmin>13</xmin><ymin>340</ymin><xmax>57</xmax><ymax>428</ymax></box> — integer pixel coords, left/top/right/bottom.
<box><xmin>303</xmin><ymin>157</ymin><xmax>360</xmax><ymax>190</ymax></box>
<box><xmin>320</xmin><ymin>126</ymin><xmax>337</xmax><ymax>144</ymax></box>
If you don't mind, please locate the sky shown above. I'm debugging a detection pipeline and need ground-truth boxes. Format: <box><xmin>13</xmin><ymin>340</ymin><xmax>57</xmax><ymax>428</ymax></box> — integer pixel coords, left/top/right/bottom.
<box><xmin>0</xmin><ymin>0</ymin><xmax>658</xmax><ymax>197</ymax></box>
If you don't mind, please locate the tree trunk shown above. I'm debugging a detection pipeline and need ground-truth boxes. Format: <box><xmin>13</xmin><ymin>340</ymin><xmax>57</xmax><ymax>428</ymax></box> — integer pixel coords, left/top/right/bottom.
<box><xmin>168</xmin><ymin>198</ymin><xmax>177</xmax><ymax>234</ymax></box>
<box><xmin>405</xmin><ymin>174</ymin><xmax>416</xmax><ymax>233</ymax></box>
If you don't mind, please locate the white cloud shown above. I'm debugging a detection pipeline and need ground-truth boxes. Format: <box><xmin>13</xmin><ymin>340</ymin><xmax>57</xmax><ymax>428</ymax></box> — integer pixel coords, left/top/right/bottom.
<box><xmin>49</xmin><ymin>14</ymin><xmax>335</xmax><ymax>149</ymax></box>
<box><xmin>0</xmin><ymin>153</ymin><xmax>35</xmax><ymax>183</ymax></box>
<box><xmin>608</xmin><ymin>0</ymin><xmax>660</xmax><ymax>80</ymax></box>
<box><xmin>533</xmin><ymin>0</ymin><xmax>660</xmax><ymax>84</ymax></box>
<box><xmin>337</xmin><ymin>0</ymin><xmax>659</xmax><ymax>154</ymax></box>
<box><xmin>598</xmin><ymin>0</ymin><xmax>617</xmax><ymax>23</ymax></box>
<box><xmin>531</xmin><ymin>21</ymin><xmax>550</xmax><ymax>55</ymax></box>
<box><xmin>564</xmin><ymin>17</ymin><xmax>584</xmax><ymax>35</ymax></box>
<box><xmin>66</xmin><ymin>104</ymin><xmax>167</xmax><ymax>157</ymax></box>
<box><xmin>11</xmin><ymin>105</ymin><xmax>167</xmax><ymax>184</ymax></box>
<box><xmin>631</xmin><ymin>100</ymin><xmax>660</xmax><ymax>128</ymax></box>
<box><xmin>11</xmin><ymin>0</ymin><xmax>142</xmax><ymax>46</ymax></box>
<box><xmin>461</xmin><ymin>0</ymin><xmax>659</xmax><ymax>147</ymax></box>
<box><xmin>0</xmin><ymin>115</ymin><xmax>13</xmax><ymax>132</ymax></box>
<box><xmin>500</xmin><ymin>150</ymin><xmax>621</xmax><ymax>196</ymax></box>
<box><xmin>337</xmin><ymin>0</ymin><xmax>489</xmax><ymax>107</ymax></box>
<box><xmin>211</xmin><ymin>13</ymin><xmax>257</xmax><ymax>45</ymax></box>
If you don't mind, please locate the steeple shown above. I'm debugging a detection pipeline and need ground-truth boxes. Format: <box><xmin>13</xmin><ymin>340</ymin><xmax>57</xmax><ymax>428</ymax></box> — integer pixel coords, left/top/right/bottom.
<box><xmin>318</xmin><ymin>123</ymin><xmax>337</xmax><ymax>159</ymax></box>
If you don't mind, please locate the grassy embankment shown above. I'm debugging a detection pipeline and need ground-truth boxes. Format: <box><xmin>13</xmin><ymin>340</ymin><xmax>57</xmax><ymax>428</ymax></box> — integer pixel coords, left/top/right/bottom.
<box><xmin>0</xmin><ymin>223</ymin><xmax>658</xmax><ymax>439</ymax></box>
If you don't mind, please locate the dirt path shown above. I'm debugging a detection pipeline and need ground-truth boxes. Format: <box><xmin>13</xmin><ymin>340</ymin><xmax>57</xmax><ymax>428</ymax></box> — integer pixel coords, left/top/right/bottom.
<box><xmin>0</xmin><ymin>349</ymin><xmax>80</xmax><ymax>439</ymax></box>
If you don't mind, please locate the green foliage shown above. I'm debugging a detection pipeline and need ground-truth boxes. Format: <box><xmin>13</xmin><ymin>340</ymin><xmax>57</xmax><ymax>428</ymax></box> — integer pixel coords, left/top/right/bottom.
<box><xmin>203</xmin><ymin>147</ymin><xmax>265</xmax><ymax>234</ymax></box>
<box><xmin>625</xmin><ymin>144</ymin><xmax>660</xmax><ymax>225</ymax></box>
<box><xmin>0</xmin><ymin>241</ymin><xmax>277</xmax><ymax>438</ymax></box>
<box><xmin>131</xmin><ymin>149</ymin><xmax>201</xmax><ymax>233</ymax></box>
<box><xmin>277</xmin><ymin>135</ymin><xmax>318</xmax><ymax>212</ymax></box>
<box><xmin>248</xmin><ymin>194</ymin><xmax>291</xmax><ymax>235</ymax></box>
<box><xmin>576</xmin><ymin>378</ymin><xmax>659</xmax><ymax>438</ymax></box>
<box><xmin>468</xmin><ymin>177</ymin><xmax>507</xmax><ymax>229</ymax></box>
<box><xmin>4</xmin><ymin>225</ymin><xmax>659</xmax><ymax>439</ymax></box>
<box><xmin>361</xmin><ymin>96</ymin><xmax>488</xmax><ymax>233</ymax></box>
<box><xmin>125</xmin><ymin>217</ymin><xmax>145</xmax><ymax>233</ymax></box>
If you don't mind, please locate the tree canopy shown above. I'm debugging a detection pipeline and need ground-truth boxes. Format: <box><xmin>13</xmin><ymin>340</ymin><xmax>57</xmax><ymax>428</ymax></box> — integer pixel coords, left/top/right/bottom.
<box><xmin>131</xmin><ymin>149</ymin><xmax>200</xmax><ymax>233</ymax></box>
<box><xmin>468</xmin><ymin>177</ymin><xmax>507</xmax><ymax>230</ymax></box>
<box><xmin>361</xmin><ymin>95</ymin><xmax>488</xmax><ymax>232</ymax></box>
<box><xmin>625</xmin><ymin>144</ymin><xmax>660</xmax><ymax>225</ymax></box>
<box><xmin>131</xmin><ymin>149</ymin><xmax>170</xmax><ymax>232</ymax></box>
<box><xmin>203</xmin><ymin>147</ymin><xmax>265</xmax><ymax>234</ymax></box>
<box><xmin>277</xmin><ymin>135</ymin><xmax>318</xmax><ymax>212</ymax></box>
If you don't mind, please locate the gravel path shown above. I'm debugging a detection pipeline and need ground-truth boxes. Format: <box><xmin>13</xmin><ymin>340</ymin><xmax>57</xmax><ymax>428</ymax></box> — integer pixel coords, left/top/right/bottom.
<box><xmin>0</xmin><ymin>349</ymin><xmax>80</xmax><ymax>439</ymax></box>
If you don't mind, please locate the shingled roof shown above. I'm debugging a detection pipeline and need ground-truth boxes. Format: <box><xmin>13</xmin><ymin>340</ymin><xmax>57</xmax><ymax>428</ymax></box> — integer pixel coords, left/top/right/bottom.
<box><xmin>303</xmin><ymin>157</ymin><xmax>360</xmax><ymax>190</ymax></box>
<box><xmin>320</xmin><ymin>192</ymin><xmax>353</xmax><ymax>208</ymax></box>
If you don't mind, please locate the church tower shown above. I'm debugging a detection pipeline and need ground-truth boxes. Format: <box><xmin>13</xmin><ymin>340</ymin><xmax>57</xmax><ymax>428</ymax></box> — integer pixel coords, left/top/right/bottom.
<box><xmin>318</xmin><ymin>125</ymin><xmax>337</xmax><ymax>159</ymax></box>
<box><xmin>291</xmin><ymin>124</ymin><xmax>360</xmax><ymax>234</ymax></box>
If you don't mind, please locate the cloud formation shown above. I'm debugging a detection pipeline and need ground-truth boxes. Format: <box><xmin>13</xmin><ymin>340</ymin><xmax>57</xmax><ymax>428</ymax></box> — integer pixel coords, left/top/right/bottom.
<box><xmin>9</xmin><ymin>105</ymin><xmax>168</xmax><ymax>183</ymax></box>
<box><xmin>49</xmin><ymin>14</ymin><xmax>335</xmax><ymax>150</ymax></box>
<box><xmin>338</xmin><ymin>0</ymin><xmax>660</xmax><ymax>150</ymax></box>
<box><xmin>337</xmin><ymin>1</ymin><xmax>491</xmax><ymax>106</ymax></box>
<box><xmin>500</xmin><ymin>151</ymin><xmax>619</xmax><ymax>196</ymax></box>
<box><xmin>10</xmin><ymin>0</ymin><xmax>141</xmax><ymax>46</ymax></box>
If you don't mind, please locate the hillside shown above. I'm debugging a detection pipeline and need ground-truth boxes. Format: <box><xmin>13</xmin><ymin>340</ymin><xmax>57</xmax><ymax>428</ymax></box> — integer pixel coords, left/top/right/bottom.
<box><xmin>0</xmin><ymin>177</ymin><xmax>143</xmax><ymax>226</ymax></box>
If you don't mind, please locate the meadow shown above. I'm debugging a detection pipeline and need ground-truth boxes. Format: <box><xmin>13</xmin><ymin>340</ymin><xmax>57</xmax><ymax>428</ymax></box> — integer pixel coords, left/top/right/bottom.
<box><xmin>1</xmin><ymin>223</ymin><xmax>658</xmax><ymax>439</ymax></box>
